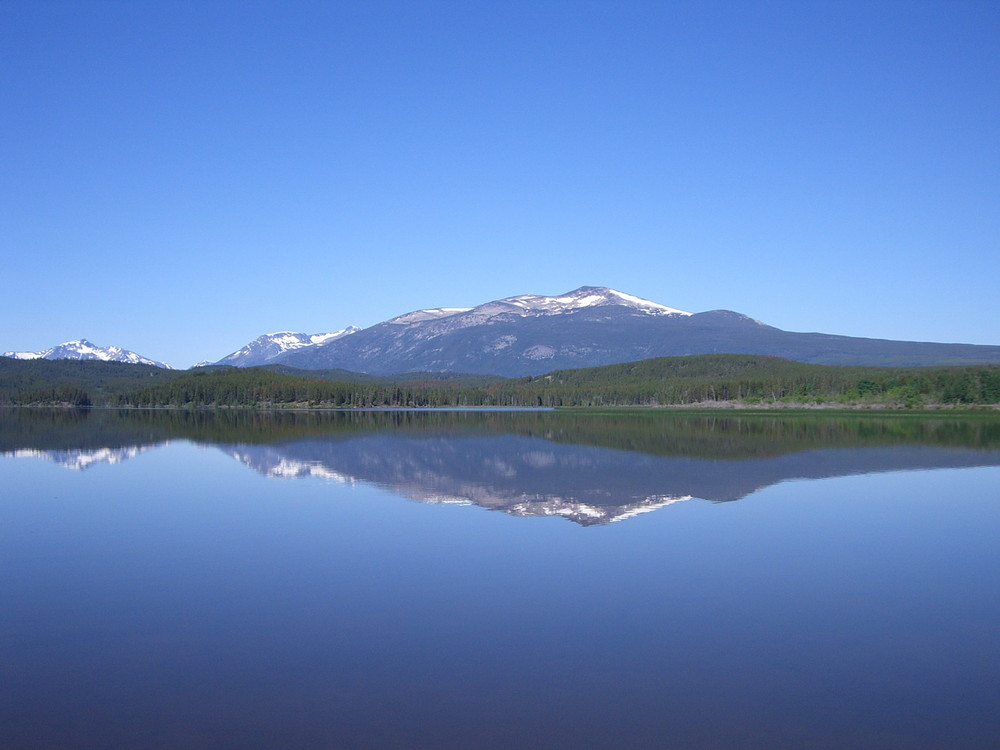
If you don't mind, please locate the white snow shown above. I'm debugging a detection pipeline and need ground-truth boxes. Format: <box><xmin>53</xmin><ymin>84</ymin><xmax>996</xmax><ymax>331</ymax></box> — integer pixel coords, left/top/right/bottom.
<box><xmin>3</xmin><ymin>351</ymin><xmax>43</xmax><ymax>360</ymax></box>
<box><xmin>609</xmin><ymin>495</ymin><xmax>693</xmax><ymax>522</ymax></box>
<box><xmin>257</xmin><ymin>327</ymin><xmax>359</xmax><ymax>352</ymax></box>
<box><xmin>310</xmin><ymin>327</ymin><xmax>360</xmax><ymax>345</ymax></box>
<box><xmin>267</xmin><ymin>328</ymin><xmax>358</xmax><ymax>347</ymax></box>
<box><xmin>387</xmin><ymin>308</ymin><xmax>472</xmax><ymax>325</ymax></box>
<box><xmin>604</xmin><ymin>289</ymin><xmax>690</xmax><ymax>315</ymax></box>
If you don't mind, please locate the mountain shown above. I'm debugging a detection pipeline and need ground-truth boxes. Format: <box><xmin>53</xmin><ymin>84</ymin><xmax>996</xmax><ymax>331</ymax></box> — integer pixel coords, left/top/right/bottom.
<box><xmin>261</xmin><ymin>286</ymin><xmax>1000</xmax><ymax>376</ymax></box>
<box><xmin>215</xmin><ymin>328</ymin><xmax>360</xmax><ymax>367</ymax></box>
<box><xmin>275</xmin><ymin>286</ymin><xmax>695</xmax><ymax>375</ymax></box>
<box><xmin>227</xmin><ymin>436</ymin><xmax>1000</xmax><ymax>526</ymax></box>
<box><xmin>3</xmin><ymin>339</ymin><xmax>172</xmax><ymax>369</ymax></box>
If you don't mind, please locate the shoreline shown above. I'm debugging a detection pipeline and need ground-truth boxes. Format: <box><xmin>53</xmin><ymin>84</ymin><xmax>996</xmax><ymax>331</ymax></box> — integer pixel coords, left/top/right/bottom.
<box><xmin>3</xmin><ymin>402</ymin><xmax>999</xmax><ymax>416</ymax></box>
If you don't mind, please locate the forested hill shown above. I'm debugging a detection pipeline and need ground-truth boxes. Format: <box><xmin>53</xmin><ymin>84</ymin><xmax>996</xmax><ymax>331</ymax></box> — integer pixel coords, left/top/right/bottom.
<box><xmin>519</xmin><ymin>355</ymin><xmax>1000</xmax><ymax>407</ymax></box>
<box><xmin>2</xmin><ymin>354</ymin><xmax>999</xmax><ymax>409</ymax></box>
<box><xmin>0</xmin><ymin>357</ymin><xmax>174</xmax><ymax>406</ymax></box>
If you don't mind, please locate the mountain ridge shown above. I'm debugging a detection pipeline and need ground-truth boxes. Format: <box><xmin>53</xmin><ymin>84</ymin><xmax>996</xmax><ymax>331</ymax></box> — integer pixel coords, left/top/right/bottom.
<box><xmin>264</xmin><ymin>286</ymin><xmax>1000</xmax><ymax>375</ymax></box>
<box><xmin>8</xmin><ymin>286</ymin><xmax>1000</xmax><ymax>374</ymax></box>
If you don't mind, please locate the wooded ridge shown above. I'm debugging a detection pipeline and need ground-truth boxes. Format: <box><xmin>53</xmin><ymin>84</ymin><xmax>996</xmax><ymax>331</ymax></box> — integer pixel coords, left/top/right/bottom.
<box><xmin>2</xmin><ymin>354</ymin><xmax>999</xmax><ymax>409</ymax></box>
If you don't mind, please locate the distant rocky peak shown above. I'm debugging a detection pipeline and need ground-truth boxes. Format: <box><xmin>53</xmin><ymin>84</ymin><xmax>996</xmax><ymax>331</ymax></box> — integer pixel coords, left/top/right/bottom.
<box><xmin>2</xmin><ymin>340</ymin><xmax>171</xmax><ymax>369</ymax></box>
<box><xmin>215</xmin><ymin>327</ymin><xmax>360</xmax><ymax>366</ymax></box>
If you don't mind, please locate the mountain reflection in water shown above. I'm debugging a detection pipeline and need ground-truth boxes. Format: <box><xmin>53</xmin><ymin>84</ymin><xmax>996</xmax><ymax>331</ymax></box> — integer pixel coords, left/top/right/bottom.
<box><xmin>4</xmin><ymin>408</ymin><xmax>1000</xmax><ymax>525</ymax></box>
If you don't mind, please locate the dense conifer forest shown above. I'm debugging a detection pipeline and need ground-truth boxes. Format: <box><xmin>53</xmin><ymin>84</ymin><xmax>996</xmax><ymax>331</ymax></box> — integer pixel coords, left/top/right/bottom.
<box><xmin>2</xmin><ymin>354</ymin><xmax>999</xmax><ymax>409</ymax></box>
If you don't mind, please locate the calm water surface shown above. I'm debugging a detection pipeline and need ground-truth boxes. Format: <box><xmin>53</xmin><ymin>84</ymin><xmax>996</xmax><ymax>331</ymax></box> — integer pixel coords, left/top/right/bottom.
<box><xmin>2</xmin><ymin>409</ymin><xmax>999</xmax><ymax>749</ymax></box>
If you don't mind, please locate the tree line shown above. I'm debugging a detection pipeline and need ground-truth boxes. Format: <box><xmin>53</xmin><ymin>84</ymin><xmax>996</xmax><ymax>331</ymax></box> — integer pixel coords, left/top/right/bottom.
<box><xmin>3</xmin><ymin>354</ymin><xmax>1000</xmax><ymax>409</ymax></box>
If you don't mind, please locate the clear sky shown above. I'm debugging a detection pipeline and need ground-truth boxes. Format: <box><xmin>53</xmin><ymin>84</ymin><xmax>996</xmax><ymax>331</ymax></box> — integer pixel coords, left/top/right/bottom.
<box><xmin>2</xmin><ymin>0</ymin><xmax>998</xmax><ymax>368</ymax></box>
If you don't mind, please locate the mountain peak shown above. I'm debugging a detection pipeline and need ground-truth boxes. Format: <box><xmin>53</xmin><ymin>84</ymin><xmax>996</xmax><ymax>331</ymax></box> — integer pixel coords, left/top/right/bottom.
<box><xmin>377</xmin><ymin>287</ymin><xmax>690</xmax><ymax>334</ymax></box>
<box><xmin>495</xmin><ymin>286</ymin><xmax>691</xmax><ymax>317</ymax></box>
<box><xmin>2</xmin><ymin>340</ymin><xmax>172</xmax><ymax>368</ymax></box>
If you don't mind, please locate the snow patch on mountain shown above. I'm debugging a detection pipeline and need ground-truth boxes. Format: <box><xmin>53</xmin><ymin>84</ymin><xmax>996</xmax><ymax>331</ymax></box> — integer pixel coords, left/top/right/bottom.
<box><xmin>609</xmin><ymin>495</ymin><xmax>693</xmax><ymax>521</ymax></box>
<box><xmin>506</xmin><ymin>494</ymin><xmax>692</xmax><ymax>524</ymax></box>
<box><xmin>367</xmin><ymin>286</ymin><xmax>691</xmax><ymax>346</ymax></box>
<box><xmin>382</xmin><ymin>287</ymin><xmax>689</xmax><ymax>332</ymax></box>
<box><xmin>309</xmin><ymin>330</ymin><xmax>357</xmax><ymax>345</ymax></box>
<box><xmin>501</xmin><ymin>286</ymin><xmax>690</xmax><ymax>316</ymax></box>
<box><xmin>387</xmin><ymin>308</ymin><xmax>472</xmax><ymax>326</ymax></box>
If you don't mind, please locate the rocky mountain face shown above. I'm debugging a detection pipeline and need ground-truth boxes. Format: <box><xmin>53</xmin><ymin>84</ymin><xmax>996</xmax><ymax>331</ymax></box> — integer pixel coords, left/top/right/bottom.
<box><xmin>2</xmin><ymin>339</ymin><xmax>172</xmax><ymax>369</ymax></box>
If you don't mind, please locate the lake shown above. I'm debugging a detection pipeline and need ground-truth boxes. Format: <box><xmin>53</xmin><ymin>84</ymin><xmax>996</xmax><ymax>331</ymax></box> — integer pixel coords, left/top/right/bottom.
<box><xmin>2</xmin><ymin>408</ymin><xmax>999</xmax><ymax>749</ymax></box>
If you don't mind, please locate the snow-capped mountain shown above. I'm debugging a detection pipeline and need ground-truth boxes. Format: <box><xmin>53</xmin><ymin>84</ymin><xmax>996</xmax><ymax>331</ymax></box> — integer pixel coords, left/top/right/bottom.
<box><xmin>4</xmin><ymin>446</ymin><xmax>152</xmax><ymax>470</ymax></box>
<box><xmin>223</xmin><ymin>437</ymin><xmax>699</xmax><ymax>526</ymax></box>
<box><xmin>205</xmin><ymin>284</ymin><xmax>1000</xmax><ymax>376</ymax></box>
<box><xmin>3</xmin><ymin>339</ymin><xmax>172</xmax><ymax>369</ymax></box>
<box><xmin>216</xmin><ymin>327</ymin><xmax>360</xmax><ymax>367</ymax></box>
<box><xmin>9</xmin><ymin>286</ymin><xmax>1000</xmax><ymax>376</ymax></box>
<box><xmin>258</xmin><ymin>284</ymin><xmax>1000</xmax><ymax>375</ymax></box>
<box><xmin>477</xmin><ymin>286</ymin><xmax>689</xmax><ymax>317</ymax></box>
<box><xmin>276</xmin><ymin>286</ymin><xmax>707</xmax><ymax>375</ymax></box>
<box><xmin>218</xmin><ymin>433</ymin><xmax>1000</xmax><ymax>526</ymax></box>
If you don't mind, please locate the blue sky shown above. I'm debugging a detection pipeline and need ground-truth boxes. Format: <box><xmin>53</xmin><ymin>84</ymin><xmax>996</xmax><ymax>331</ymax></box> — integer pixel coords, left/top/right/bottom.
<box><xmin>2</xmin><ymin>0</ymin><xmax>998</xmax><ymax>367</ymax></box>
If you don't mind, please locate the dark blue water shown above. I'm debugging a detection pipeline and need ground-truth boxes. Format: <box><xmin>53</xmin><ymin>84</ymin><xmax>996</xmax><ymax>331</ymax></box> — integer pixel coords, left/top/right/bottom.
<box><xmin>2</xmin><ymin>409</ymin><xmax>999</xmax><ymax>748</ymax></box>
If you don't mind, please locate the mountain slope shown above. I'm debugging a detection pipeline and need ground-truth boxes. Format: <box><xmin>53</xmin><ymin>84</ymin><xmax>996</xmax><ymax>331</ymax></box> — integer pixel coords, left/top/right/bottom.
<box><xmin>3</xmin><ymin>339</ymin><xmax>172</xmax><ymax>369</ymax></box>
